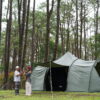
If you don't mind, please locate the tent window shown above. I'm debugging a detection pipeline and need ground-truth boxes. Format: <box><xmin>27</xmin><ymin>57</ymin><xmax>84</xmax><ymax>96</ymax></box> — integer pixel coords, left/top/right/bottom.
<box><xmin>44</xmin><ymin>67</ymin><xmax>69</xmax><ymax>91</ymax></box>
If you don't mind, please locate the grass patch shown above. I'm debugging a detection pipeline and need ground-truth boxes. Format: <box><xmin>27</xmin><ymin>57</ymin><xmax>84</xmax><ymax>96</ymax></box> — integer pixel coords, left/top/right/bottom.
<box><xmin>0</xmin><ymin>90</ymin><xmax>100</xmax><ymax>100</ymax></box>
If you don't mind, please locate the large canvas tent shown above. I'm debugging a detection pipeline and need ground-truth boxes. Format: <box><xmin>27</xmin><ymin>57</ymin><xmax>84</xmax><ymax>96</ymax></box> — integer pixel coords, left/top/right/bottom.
<box><xmin>31</xmin><ymin>52</ymin><xmax>100</xmax><ymax>92</ymax></box>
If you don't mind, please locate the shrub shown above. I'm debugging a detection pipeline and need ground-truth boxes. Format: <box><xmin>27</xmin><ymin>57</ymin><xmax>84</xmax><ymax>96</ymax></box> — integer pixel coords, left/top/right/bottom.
<box><xmin>0</xmin><ymin>72</ymin><xmax>26</xmax><ymax>89</ymax></box>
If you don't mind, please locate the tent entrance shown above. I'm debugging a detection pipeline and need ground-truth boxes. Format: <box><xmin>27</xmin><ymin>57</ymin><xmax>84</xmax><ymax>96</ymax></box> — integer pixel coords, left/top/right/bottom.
<box><xmin>44</xmin><ymin>67</ymin><xmax>69</xmax><ymax>91</ymax></box>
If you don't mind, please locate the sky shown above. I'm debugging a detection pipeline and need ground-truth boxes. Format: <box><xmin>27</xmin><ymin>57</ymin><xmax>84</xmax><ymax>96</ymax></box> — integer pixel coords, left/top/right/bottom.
<box><xmin>30</xmin><ymin>0</ymin><xmax>52</xmax><ymax>10</ymax></box>
<box><xmin>34</xmin><ymin>0</ymin><xmax>46</xmax><ymax>8</ymax></box>
<box><xmin>3</xmin><ymin>0</ymin><xmax>47</xmax><ymax>10</ymax></box>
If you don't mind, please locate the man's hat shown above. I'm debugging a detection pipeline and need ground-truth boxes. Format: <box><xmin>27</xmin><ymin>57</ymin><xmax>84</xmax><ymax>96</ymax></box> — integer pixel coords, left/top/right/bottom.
<box><xmin>16</xmin><ymin>66</ymin><xmax>19</xmax><ymax>69</ymax></box>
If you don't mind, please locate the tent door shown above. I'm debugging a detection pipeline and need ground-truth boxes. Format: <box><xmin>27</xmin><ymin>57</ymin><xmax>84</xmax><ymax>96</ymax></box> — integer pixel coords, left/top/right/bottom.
<box><xmin>44</xmin><ymin>67</ymin><xmax>69</xmax><ymax>91</ymax></box>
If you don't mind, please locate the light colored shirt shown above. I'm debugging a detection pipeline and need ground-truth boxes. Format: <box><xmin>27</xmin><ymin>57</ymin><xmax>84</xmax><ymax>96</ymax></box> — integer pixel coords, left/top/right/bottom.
<box><xmin>14</xmin><ymin>70</ymin><xmax>21</xmax><ymax>82</ymax></box>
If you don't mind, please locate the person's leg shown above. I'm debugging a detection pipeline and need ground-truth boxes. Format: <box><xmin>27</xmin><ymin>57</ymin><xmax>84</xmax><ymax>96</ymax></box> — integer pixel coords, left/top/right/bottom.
<box><xmin>15</xmin><ymin>82</ymin><xmax>20</xmax><ymax>95</ymax></box>
<box><xmin>25</xmin><ymin>81</ymin><xmax>29</xmax><ymax>95</ymax></box>
<box><xmin>28</xmin><ymin>82</ymin><xmax>32</xmax><ymax>95</ymax></box>
<box><xmin>15</xmin><ymin>82</ymin><xmax>18</xmax><ymax>95</ymax></box>
<box><xmin>25</xmin><ymin>82</ymin><xmax>32</xmax><ymax>96</ymax></box>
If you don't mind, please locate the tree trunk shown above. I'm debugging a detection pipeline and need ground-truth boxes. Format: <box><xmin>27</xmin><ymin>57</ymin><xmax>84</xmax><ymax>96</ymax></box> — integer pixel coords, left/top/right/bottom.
<box><xmin>31</xmin><ymin>0</ymin><xmax>36</xmax><ymax>66</ymax></box>
<box><xmin>66</xmin><ymin>2</ymin><xmax>71</xmax><ymax>52</ymax></box>
<box><xmin>22</xmin><ymin>0</ymin><xmax>30</xmax><ymax>68</ymax></box>
<box><xmin>83</xmin><ymin>4</ymin><xmax>87</xmax><ymax>60</ymax></box>
<box><xmin>44</xmin><ymin>0</ymin><xmax>50</xmax><ymax>62</ymax></box>
<box><xmin>18</xmin><ymin>0</ymin><xmax>27</xmax><ymax>67</ymax></box>
<box><xmin>12</xmin><ymin>48</ymin><xmax>17</xmax><ymax>70</ymax></box>
<box><xmin>66</xmin><ymin>19</ymin><xmax>70</xmax><ymax>52</ymax></box>
<box><xmin>0</xmin><ymin>0</ymin><xmax>2</xmax><ymax>45</ymax></box>
<box><xmin>44</xmin><ymin>0</ymin><xmax>54</xmax><ymax>62</ymax></box>
<box><xmin>4</xmin><ymin>0</ymin><xmax>13</xmax><ymax>88</ymax></box>
<box><xmin>53</xmin><ymin>0</ymin><xmax>61</xmax><ymax>60</ymax></box>
<box><xmin>18</xmin><ymin>0</ymin><xmax>22</xmax><ymax>32</ymax></box>
<box><xmin>75</xmin><ymin>0</ymin><xmax>79</xmax><ymax>57</ymax></box>
<box><xmin>60</xmin><ymin>24</ymin><xmax>64</xmax><ymax>55</ymax></box>
<box><xmin>79</xmin><ymin>0</ymin><xmax>83</xmax><ymax>58</ymax></box>
<box><xmin>95</xmin><ymin>0</ymin><xmax>99</xmax><ymax>59</ymax></box>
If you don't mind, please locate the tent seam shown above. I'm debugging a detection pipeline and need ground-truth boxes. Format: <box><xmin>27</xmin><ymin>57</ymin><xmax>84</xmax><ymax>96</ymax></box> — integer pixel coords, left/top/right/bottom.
<box><xmin>88</xmin><ymin>60</ymin><xmax>97</xmax><ymax>92</ymax></box>
<box><xmin>67</xmin><ymin>58</ymin><xmax>78</xmax><ymax>91</ymax></box>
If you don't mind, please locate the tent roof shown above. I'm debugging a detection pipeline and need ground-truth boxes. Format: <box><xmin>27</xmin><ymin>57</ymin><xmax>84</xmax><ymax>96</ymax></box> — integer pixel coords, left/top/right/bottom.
<box><xmin>33</xmin><ymin>52</ymin><xmax>77</xmax><ymax>68</ymax></box>
<box><xmin>33</xmin><ymin>52</ymin><xmax>99</xmax><ymax>69</ymax></box>
<box><xmin>54</xmin><ymin>52</ymin><xmax>78</xmax><ymax>66</ymax></box>
<box><xmin>33</xmin><ymin>61</ymin><xmax>67</xmax><ymax>68</ymax></box>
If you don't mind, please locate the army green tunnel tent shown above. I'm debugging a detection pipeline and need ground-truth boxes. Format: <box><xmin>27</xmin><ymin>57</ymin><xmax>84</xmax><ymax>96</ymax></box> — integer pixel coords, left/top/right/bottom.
<box><xmin>31</xmin><ymin>52</ymin><xmax>100</xmax><ymax>92</ymax></box>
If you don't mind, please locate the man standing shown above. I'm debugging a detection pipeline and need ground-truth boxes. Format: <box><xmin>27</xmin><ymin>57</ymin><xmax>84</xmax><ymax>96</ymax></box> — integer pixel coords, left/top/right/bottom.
<box><xmin>14</xmin><ymin>66</ymin><xmax>22</xmax><ymax>95</ymax></box>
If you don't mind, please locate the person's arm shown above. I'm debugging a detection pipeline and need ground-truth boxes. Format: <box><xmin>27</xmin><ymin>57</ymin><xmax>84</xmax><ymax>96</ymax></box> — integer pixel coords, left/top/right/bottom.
<box><xmin>15</xmin><ymin>71</ymin><xmax>23</xmax><ymax>77</ymax></box>
<box><xmin>26</xmin><ymin>71</ymin><xmax>32</xmax><ymax>77</ymax></box>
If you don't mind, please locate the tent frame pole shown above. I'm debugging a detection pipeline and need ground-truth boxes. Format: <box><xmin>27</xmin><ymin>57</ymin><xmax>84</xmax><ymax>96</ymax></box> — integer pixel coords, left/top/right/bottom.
<box><xmin>49</xmin><ymin>61</ymin><xmax>54</xmax><ymax>100</ymax></box>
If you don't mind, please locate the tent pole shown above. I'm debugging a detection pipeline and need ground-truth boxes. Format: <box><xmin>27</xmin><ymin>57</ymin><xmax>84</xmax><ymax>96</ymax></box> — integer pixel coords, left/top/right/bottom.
<box><xmin>49</xmin><ymin>61</ymin><xmax>54</xmax><ymax>100</ymax></box>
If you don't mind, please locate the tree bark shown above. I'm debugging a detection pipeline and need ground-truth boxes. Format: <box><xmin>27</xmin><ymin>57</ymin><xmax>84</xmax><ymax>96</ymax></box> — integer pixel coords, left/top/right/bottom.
<box><xmin>0</xmin><ymin>0</ymin><xmax>2</xmax><ymax>45</ymax></box>
<box><xmin>4</xmin><ymin>0</ymin><xmax>13</xmax><ymax>88</ymax></box>
<box><xmin>83</xmin><ymin>4</ymin><xmax>87</xmax><ymax>60</ymax></box>
<box><xmin>18</xmin><ymin>0</ymin><xmax>27</xmax><ymax>67</ymax></box>
<box><xmin>12</xmin><ymin>48</ymin><xmax>17</xmax><ymax>70</ymax></box>
<box><xmin>79</xmin><ymin>0</ymin><xmax>83</xmax><ymax>58</ymax></box>
<box><xmin>66</xmin><ymin>19</ymin><xmax>70</xmax><ymax>52</ymax></box>
<box><xmin>60</xmin><ymin>24</ymin><xmax>64</xmax><ymax>55</ymax></box>
<box><xmin>95</xmin><ymin>0</ymin><xmax>99</xmax><ymax>59</ymax></box>
<box><xmin>22</xmin><ymin>0</ymin><xmax>30</xmax><ymax>68</ymax></box>
<box><xmin>31</xmin><ymin>0</ymin><xmax>36</xmax><ymax>66</ymax></box>
<box><xmin>53</xmin><ymin>0</ymin><xmax>61</xmax><ymax>60</ymax></box>
<box><xmin>75</xmin><ymin>0</ymin><xmax>79</xmax><ymax>57</ymax></box>
<box><xmin>44</xmin><ymin>0</ymin><xmax>54</xmax><ymax>62</ymax></box>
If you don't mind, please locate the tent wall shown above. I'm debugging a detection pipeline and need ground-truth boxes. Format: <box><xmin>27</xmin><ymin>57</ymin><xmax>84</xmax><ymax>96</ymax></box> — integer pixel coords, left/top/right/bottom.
<box><xmin>67</xmin><ymin>59</ymin><xmax>95</xmax><ymax>92</ymax></box>
<box><xmin>89</xmin><ymin>68</ymin><xmax>100</xmax><ymax>92</ymax></box>
<box><xmin>31</xmin><ymin>66</ymin><xmax>48</xmax><ymax>91</ymax></box>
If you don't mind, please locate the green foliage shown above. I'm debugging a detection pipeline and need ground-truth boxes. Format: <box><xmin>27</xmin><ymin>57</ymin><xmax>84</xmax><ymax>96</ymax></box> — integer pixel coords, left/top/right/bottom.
<box><xmin>0</xmin><ymin>72</ymin><xmax>26</xmax><ymax>89</ymax></box>
<box><xmin>0</xmin><ymin>65</ymin><xmax>4</xmax><ymax>71</ymax></box>
<box><xmin>88</xmin><ymin>34</ymin><xmax>100</xmax><ymax>59</ymax></box>
<box><xmin>38</xmin><ymin>2</ymin><xmax>46</xmax><ymax>10</ymax></box>
<box><xmin>95</xmin><ymin>34</ymin><xmax>100</xmax><ymax>58</ymax></box>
